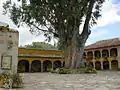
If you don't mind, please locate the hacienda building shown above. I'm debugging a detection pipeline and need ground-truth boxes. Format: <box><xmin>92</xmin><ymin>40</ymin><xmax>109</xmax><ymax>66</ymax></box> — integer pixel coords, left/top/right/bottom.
<box><xmin>84</xmin><ymin>38</ymin><xmax>120</xmax><ymax>70</ymax></box>
<box><xmin>0</xmin><ymin>22</ymin><xmax>120</xmax><ymax>73</ymax></box>
<box><xmin>18</xmin><ymin>38</ymin><xmax>120</xmax><ymax>72</ymax></box>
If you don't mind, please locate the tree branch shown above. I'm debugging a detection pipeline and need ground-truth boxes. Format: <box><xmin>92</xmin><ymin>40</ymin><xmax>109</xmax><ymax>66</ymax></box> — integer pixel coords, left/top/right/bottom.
<box><xmin>81</xmin><ymin>0</ymin><xmax>95</xmax><ymax>37</ymax></box>
<box><xmin>30</xmin><ymin>23</ymin><xmax>59</xmax><ymax>37</ymax></box>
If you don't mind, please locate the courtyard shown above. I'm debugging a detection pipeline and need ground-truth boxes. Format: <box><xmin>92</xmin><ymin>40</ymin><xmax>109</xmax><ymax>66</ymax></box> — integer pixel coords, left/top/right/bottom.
<box><xmin>1</xmin><ymin>71</ymin><xmax>120</xmax><ymax>90</ymax></box>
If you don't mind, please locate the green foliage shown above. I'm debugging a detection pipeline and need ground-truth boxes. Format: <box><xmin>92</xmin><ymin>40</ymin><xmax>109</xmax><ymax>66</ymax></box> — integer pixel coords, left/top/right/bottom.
<box><xmin>3</xmin><ymin>0</ymin><xmax>105</xmax><ymax>42</ymax></box>
<box><xmin>84</xmin><ymin>62</ymin><xmax>97</xmax><ymax>73</ymax></box>
<box><xmin>56</xmin><ymin>68</ymin><xmax>69</xmax><ymax>74</ymax></box>
<box><xmin>51</xmin><ymin>68</ymin><xmax>85</xmax><ymax>74</ymax></box>
<box><xmin>47</xmin><ymin>68</ymin><xmax>52</xmax><ymax>72</ymax></box>
<box><xmin>0</xmin><ymin>72</ymin><xmax>23</xmax><ymax>89</ymax></box>
<box><xmin>24</xmin><ymin>42</ymin><xmax>58</xmax><ymax>50</ymax></box>
<box><xmin>11</xmin><ymin>73</ymin><xmax>23</xmax><ymax>88</ymax></box>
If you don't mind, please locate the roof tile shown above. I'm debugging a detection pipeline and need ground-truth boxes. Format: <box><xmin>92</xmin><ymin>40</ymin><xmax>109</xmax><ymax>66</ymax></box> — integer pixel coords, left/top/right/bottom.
<box><xmin>85</xmin><ymin>38</ymin><xmax>120</xmax><ymax>50</ymax></box>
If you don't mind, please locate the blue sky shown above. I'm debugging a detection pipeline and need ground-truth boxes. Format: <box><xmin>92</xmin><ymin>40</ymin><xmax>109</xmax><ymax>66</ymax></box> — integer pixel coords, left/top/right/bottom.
<box><xmin>112</xmin><ymin>0</ymin><xmax>120</xmax><ymax>4</ymax></box>
<box><xmin>0</xmin><ymin>0</ymin><xmax>120</xmax><ymax>46</ymax></box>
<box><xmin>86</xmin><ymin>0</ymin><xmax>120</xmax><ymax>45</ymax></box>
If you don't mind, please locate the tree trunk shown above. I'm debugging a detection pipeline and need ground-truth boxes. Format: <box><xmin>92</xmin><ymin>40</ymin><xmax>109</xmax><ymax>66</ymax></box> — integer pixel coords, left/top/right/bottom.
<box><xmin>65</xmin><ymin>40</ymin><xmax>86</xmax><ymax>68</ymax></box>
<box><xmin>65</xmin><ymin>43</ymin><xmax>72</xmax><ymax>68</ymax></box>
<box><xmin>64</xmin><ymin>0</ymin><xmax>95</xmax><ymax>69</ymax></box>
<box><xmin>75</xmin><ymin>42</ymin><xmax>86</xmax><ymax>68</ymax></box>
<box><xmin>71</xmin><ymin>47</ymin><xmax>77</xmax><ymax>68</ymax></box>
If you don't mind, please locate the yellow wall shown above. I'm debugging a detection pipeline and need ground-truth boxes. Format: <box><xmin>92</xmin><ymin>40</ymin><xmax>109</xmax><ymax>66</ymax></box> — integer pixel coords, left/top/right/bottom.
<box><xmin>19</xmin><ymin>48</ymin><xmax>64</xmax><ymax>55</ymax></box>
<box><xmin>18</xmin><ymin>48</ymin><xmax>64</xmax><ymax>62</ymax></box>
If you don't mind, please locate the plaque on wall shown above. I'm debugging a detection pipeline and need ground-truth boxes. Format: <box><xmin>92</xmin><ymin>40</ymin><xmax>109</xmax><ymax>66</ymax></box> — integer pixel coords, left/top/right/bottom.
<box><xmin>1</xmin><ymin>56</ymin><xmax>12</xmax><ymax>69</ymax></box>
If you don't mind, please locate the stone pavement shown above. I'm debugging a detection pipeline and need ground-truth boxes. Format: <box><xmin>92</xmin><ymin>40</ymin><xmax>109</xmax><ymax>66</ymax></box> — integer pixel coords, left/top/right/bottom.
<box><xmin>1</xmin><ymin>71</ymin><xmax>120</xmax><ymax>90</ymax></box>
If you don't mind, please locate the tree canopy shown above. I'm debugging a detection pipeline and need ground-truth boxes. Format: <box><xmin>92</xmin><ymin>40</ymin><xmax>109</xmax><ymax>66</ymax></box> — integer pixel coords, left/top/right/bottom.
<box><xmin>23</xmin><ymin>42</ymin><xmax>58</xmax><ymax>50</ymax></box>
<box><xmin>3</xmin><ymin>0</ymin><xmax>105</xmax><ymax>68</ymax></box>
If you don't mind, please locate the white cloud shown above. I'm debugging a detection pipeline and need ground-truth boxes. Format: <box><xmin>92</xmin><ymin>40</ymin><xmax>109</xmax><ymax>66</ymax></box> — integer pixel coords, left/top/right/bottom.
<box><xmin>85</xmin><ymin>30</ymin><xmax>109</xmax><ymax>46</ymax></box>
<box><xmin>94</xmin><ymin>0</ymin><xmax>120</xmax><ymax>28</ymax></box>
<box><xmin>90</xmin><ymin>30</ymin><xmax>109</xmax><ymax>38</ymax></box>
<box><xmin>18</xmin><ymin>28</ymin><xmax>45</xmax><ymax>46</ymax></box>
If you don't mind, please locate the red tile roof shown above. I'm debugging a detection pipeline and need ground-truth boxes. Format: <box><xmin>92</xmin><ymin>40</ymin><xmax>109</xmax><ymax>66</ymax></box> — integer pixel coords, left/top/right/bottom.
<box><xmin>85</xmin><ymin>38</ymin><xmax>120</xmax><ymax>50</ymax></box>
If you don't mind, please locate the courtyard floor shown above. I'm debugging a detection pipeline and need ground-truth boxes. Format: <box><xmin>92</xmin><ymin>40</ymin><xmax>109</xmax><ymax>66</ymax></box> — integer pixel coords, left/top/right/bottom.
<box><xmin>1</xmin><ymin>71</ymin><xmax>120</xmax><ymax>90</ymax></box>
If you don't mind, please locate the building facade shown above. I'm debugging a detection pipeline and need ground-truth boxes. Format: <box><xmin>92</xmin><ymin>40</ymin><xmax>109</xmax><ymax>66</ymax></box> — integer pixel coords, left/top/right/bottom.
<box><xmin>1</xmin><ymin>22</ymin><xmax>119</xmax><ymax>73</ymax></box>
<box><xmin>18</xmin><ymin>48</ymin><xmax>64</xmax><ymax>72</ymax></box>
<box><xmin>18</xmin><ymin>38</ymin><xmax>120</xmax><ymax>72</ymax></box>
<box><xmin>0</xmin><ymin>24</ymin><xmax>19</xmax><ymax>73</ymax></box>
<box><xmin>84</xmin><ymin>38</ymin><xmax>120</xmax><ymax>70</ymax></box>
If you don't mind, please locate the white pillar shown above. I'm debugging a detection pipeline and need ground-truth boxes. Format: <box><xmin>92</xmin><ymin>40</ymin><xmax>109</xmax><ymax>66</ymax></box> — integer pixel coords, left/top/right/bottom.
<box><xmin>61</xmin><ymin>61</ymin><xmax>64</xmax><ymax>67</ymax></box>
<box><xmin>101</xmin><ymin>61</ymin><xmax>103</xmax><ymax>70</ymax></box>
<box><xmin>100</xmin><ymin>50</ymin><xmax>102</xmax><ymax>58</ymax></box>
<box><xmin>93</xmin><ymin>51</ymin><xmax>95</xmax><ymax>59</ymax></box>
<box><xmin>93</xmin><ymin>61</ymin><xmax>95</xmax><ymax>69</ymax></box>
<box><xmin>108</xmin><ymin>49</ymin><xmax>110</xmax><ymax>57</ymax></box>
<box><xmin>109</xmin><ymin>61</ymin><xmax>111</xmax><ymax>69</ymax></box>
<box><xmin>41</xmin><ymin>61</ymin><xmax>43</xmax><ymax>72</ymax></box>
<box><xmin>52</xmin><ymin>61</ymin><xmax>54</xmax><ymax>70</ymax></box>
<box><xmin>0</xmin><ymin>54</ymin><xmax>1</xmax><ymax>68</ymax></box>
<box><xmin>118</xmin><ymin>60</ymin><xmax>120</xmax><ymax>69</ymax></box>
<box><xmin>29</xmin><ymin>62</ymin><xmax>31</xmax><ymax>72</ymax></box>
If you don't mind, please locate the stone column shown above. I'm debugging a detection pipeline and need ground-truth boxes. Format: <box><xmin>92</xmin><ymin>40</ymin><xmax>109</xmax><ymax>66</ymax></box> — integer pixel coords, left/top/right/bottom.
<box><xmin>100</xmin><ymin>50</ymin><xmax>102</xmax><ymax>58</ymax></box>
<box><xmin>85</xmin><ymin>51</ymin><xmax>88</xmax><ymax>58</ymax></box>
<box><xmin>52</xmin><ymin>61</ymin><xmax>54</xmax><ymax>70</ymax></box>
<box><xmin>93</xmin><ymin>61</ymin><xmax>95</xmax><ymax>69</ymax></box>
<box><xmin>101</xmin><ymin>61</ymin><xmax>103</xmax><ymax>70</ymax></box>
<box><xmin>109</xmin><ymin>61</ymin><xmax>112</xmax><ymax>70</ymax></box>
<box><xmin>61</xmin><ymin>61</ymin><xmax>63</xmax><ymax>67</ymax></box>
<box><xmin>108</xmin><ymin>49</ymin><xmax>110</xmax><ymax>57</ymax></box>
<box><xmin>41</xmin><ymin>61</ymin><xmax>43</xmax><ymax>72</ymax></box>
<box><xmin>118</xmin><ymin>60</ymin><xmax>120</xmax><ymax>69</ymax></box>
<box><xmin>29</xmin><ymin>61</ymin><xmax>31</xmax><ymax>72</ymax></box>
<box><xmin>93</xmin><ymin>51</ymin><xmax>95</xmax><ymax>59</ymax></box>
<box><xmin>0</xmin><ymin>54</ymin><xmax>1</xmax><ymax>68</ymax></box>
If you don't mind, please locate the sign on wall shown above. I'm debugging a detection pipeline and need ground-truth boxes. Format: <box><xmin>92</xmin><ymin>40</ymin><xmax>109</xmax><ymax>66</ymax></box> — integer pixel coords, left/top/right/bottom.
<box><xmin>1</xmin><ymin>56</ymin><xmax>12</xmax><ymax>69</ymax></box>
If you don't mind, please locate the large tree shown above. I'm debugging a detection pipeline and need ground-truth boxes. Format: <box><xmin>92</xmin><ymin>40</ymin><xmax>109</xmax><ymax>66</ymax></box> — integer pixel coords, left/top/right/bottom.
<box><xmin>3</xmin><ymin>0</ymin><xmax>105</xmax><ymax>68</ymax></box>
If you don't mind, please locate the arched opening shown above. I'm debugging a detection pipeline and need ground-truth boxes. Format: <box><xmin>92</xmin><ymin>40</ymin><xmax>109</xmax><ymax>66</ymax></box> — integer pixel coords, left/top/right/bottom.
<box><xmin>95</xmin><ymin>50</ymin><xmax>101</xmax><ymax>58</ymax></box>
<box><xmin>87</xmin><ymin>51</ymin><xmax>93</xmax><ymax>60</ymax></box>
<box><xmin>111</xmin><ymin>60</ymin><xmax>118</xmax><ymax>70</ymax></box>
<box><xmin>103</xmin><ymin>61</ymin><xmax>109</xmax><ymax>70</ymax></box>
<box><xmin>102</xmin><ymin>49</ymin><xmax>109</xmax><ymax>58</ymax></box>
<box><xmin>95</xmin><ymin>61</ymin><xmax>101</xmax><ymax>70</ymax></box>
<box><xmin>31</xmin><ymin>60</ymin><xmax>41</xmax><ymax>72</ymax></box>
<box><xmin>83</xmin><ymin>52</ymin><xmax>86</xmax><ymax>59</ymax></box>
<box><xmin>84</xmin><ymin>62</ymin><xmax>87</xmax><ymax>67</ymax></box>
<box><xmin>110</xmin><ymin>48</ymin><xmax>117</xmax><ymax>57</ymax></box>
<box><xmin>17</xmin><ymin>60</ymin><xmax>29</xmax><ymax>73</ymax></box>
<box><xmin>53</xmin><ymin>60</ymin><xmax>61</xmax><ymax>70</ymax></box>
<box><xmin>43</xmin><ymin>60</ymin><xmax>52</xmax><ymax>72</ymax></box>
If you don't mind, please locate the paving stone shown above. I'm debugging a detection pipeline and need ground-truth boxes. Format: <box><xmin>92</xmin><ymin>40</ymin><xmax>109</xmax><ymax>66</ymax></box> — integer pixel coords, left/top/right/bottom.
<box><xmin>1</xmin><ymin>71</ymin><xmax>120</xmax><ymax>90</ymax></box>
<box><xmin>93</xmin><ymin>86</ymin><xmax>109</xmax><ymax>90</ymax></box>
